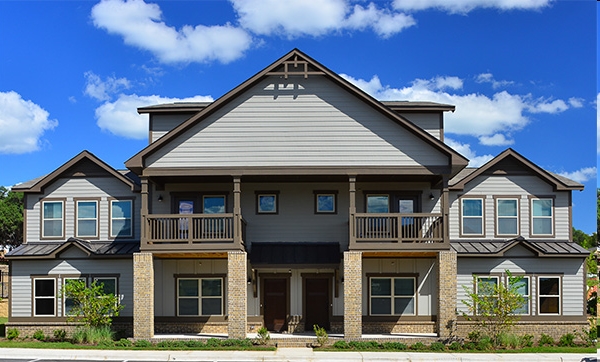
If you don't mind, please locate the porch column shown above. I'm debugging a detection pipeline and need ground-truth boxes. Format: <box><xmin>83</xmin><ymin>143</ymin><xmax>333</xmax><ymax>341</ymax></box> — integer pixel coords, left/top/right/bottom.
<box><xmin>437</xmin><ymin>249</ymin><xmax>457</xmax><ymax>338</ymax></box>
<box><xmin>343</xmin><ymin>251</ymin><xmax>362</xmax><ymax>340</ymax></box>
<box><xmin>227</xmin><ymin>251</ymin><xmax>247</xmax><ymax>339</ymax></box>
<box><xmin>133</xmin><ymin>252</ymin><xmax>154</xmax><ymax>339</ymax></box>
<box><xmin>140</xmin><ymin>177</ymin><xmax>149</xmax><ymax>245</ymax></box>
<box><xmin>348</xmin><ymin>176</ymin><xmax>356</xmax><ymax>247</ymax></box>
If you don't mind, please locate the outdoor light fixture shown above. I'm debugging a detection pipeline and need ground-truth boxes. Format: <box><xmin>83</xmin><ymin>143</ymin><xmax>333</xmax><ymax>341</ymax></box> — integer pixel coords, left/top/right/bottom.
<box><xmin>158</xmin><ymin>195</ymin><xmax>163</xmax><ymax>202</ymax></box>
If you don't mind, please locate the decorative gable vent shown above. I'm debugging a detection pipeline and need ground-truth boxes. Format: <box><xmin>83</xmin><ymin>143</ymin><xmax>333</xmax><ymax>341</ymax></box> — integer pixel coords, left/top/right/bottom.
<box><xmin>267</xmin><ymin>54</ymin><xmax>324</xmax><ymax>79</ymax></box>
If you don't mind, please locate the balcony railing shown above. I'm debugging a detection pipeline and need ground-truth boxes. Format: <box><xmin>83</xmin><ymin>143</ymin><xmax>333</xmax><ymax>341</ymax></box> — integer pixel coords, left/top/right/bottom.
<box><xmin>353</xmin><ymin>213</ymin><xmax>444</xmax><ymax>245</ymax></box>
<box><xmin>143</xmin><ymin>214</ymin><xmax>245</xmax><ymax>249</ymax></box>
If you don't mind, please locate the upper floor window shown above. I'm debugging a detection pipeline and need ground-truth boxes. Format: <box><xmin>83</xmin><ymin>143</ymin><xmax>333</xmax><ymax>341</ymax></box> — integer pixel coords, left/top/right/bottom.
<box><xmin>256</xmin><ymin>192</ymin><xmax>278</xmax><ymax>214</ymax></box>
<box><xmin>461</xmin><ymin>198</ymin><xmax>483</xmax><ymax>236</ymax></box>
<box><xmin>496</xmin><ymin>198</ymin><xmax>518</xmax><ymax>236</ymax></box>
<box><xmin>42</xmin><ymin>200</ymin><xmax>64</xmax><ymax>238</ymax></box>
<box><xmin>110</xmin><ymin>200</ymin><xmax>132</xmax><ymax>238</ymax></box>
<box><xmin>315</xmin><ymin>191</ymin><xmax>337</xmax><ymax>214</ymax></box>
<box><xmin>76</xmin><ymin>200</ymin><xmax>98</xmax><ymax>238</ymax></box>
<box><xmin>367</xmin><ymin>195</ymin><xmax>389</xmax><ymax>213</ymax></box>
<box><xmin>531</xmin><ymin>198</ymin><xmax>553</xmax><ymax>236</ymax></box>
<box><xmin>203</xmin><ymin>195</ymin><xmax>226</xmax><ymax>214</ymax></box>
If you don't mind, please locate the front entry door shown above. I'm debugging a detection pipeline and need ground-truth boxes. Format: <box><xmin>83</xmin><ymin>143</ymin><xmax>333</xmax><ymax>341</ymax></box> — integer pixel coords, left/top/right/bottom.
<box><xmin>263</xmin><ymin>278</ymin><xmax>287</xmax><ymax>332</ymax></box>
<box><xmin>304</xmin><ymin>278</ymin><xmax>330</xmax><ymax>331</ymax></box>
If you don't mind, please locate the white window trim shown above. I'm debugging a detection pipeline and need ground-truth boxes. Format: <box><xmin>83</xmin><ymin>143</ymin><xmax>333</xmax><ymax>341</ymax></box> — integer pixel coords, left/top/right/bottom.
<box><xmin>41</xmin><ymin>200</ymin><xmax>64</xmax><ymax>239</ymax></box>
<box><xmin>34</xmin><ymin>278</ymin><xmax>56</xmax><ymax>317</ymax></box>
<box><xmin>177</xmin><ymin>277</ymin><xmax>224</xmax><ymax>317</ymax></box>
<box><xmin>110</xmin><ymin>199</ymin><xmax>133</xmax><ymax>238</ymax></box>
<box><xmin>531</xmin><ymin>198</ymin><xmax>554</xmax><ymax>236</ymax></box>
<box><xmin>461</xmin><ymin>197</ymin><xmax>484</xmax><ymax>236</ymax></box>
<box><xmin>508</xmin><ymin>275</ymin><xmax>530</xmax><ymax>315</ymax></box>
<box><xmin>369</xmin><ymin>276</ymin><xmax>417</xmax><ymax>316</ymax></box>
<box><xmin>496</xmin><ymin>198</ymin><xmax>519</xmax><ymax>236</ymax></box>
<box><xmin>76</xmin><ymin>200</ymin><xmax>98</xmax><ymax>238</ymax></box>
<box><xmin>63</xmin><ymin>277</ymin><xmax>85</xmax><ymax>316</ymax></box>
<box><xmin>537</xmin><ymin>276</ymin><xmax>561</xmax><ymax>315</ymax></box>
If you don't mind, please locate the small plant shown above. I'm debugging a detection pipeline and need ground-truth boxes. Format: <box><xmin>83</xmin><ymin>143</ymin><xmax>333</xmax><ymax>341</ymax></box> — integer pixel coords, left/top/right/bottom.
<box><xmin>448</xmin><ymin>341</ymin><xmax>463</xmax><ymax>350</ymax></box>
<box><xmin>557</xmin><ymin>332</ymin><xmax>576</xmax><ymax>347</ymax></box>
<box><xmin>520</xmin><ymin>334</ymin><xmax>534</xmax><ymax>348</ymax></box>
<box><xmin>114</xmin><ymin>338</ymin><xmax>133</xmax><ymax>347</ymax></box>
<box><xmin>467</xmin><ymin>330</ymin><xmax>481</xmax><ymax>343</ymax></box>
<box><xmin>498</xmin><ymin>332</ymin><xmax>520</xmax><ymax>349</ymax></box>
<box><xmin>538</xmin><ymin>333</ymin><xmax>554</xmax><ymax>346</ymax></box>
<box><xmin>429</xmin><ymin>341</ymin><xmax>446</xmax><ymax>351</ymax></box>
<box><xmin>476</xmin><ymin>336</ymin><xmax>492</xmax><ymax>351</ymax></box>
<box><xmin>381</xmin><ymin>341</ymin><xmax>407</xmax><ymax>350</ymax></box>
<box><xmin>410</xmin><ymin>341</ymin><xmax>426</xmax><ymax>350</ymax></box>
<box><xmin>254</xmin><ymin>326</ymin><xmax>270</xmax><ymax>345</ymax></box>
<box><xmin>6</xmin><ymin>328</ymin><xmax>19</xmax><ymax>340</ymax></box>
<box><xmin>53</xmin><ymin>329</ymin><xmax>67</xmax><ymax>341</ymax></box>
<box><xmin>134</xmin><ymin>339</ymin><xmax>152</xmax><ymax>348</ymax></box>
<box><xmin>313</xmin><ymin>324</ymin><xmax>329</xmax><ymax>346</ymax></box>
<box><xmin>72</xmin><ymin>325</ymin><xmax>114</xmax><ymax>345</ymax></box>
<box><xmin>32</xmin><ymin>329</ymin><xmax>45</xmax><ymax>341</ymax></box>
<box><xmin>333</xmin><ymin>340</ymin><xmax>350</xmax><ymax>349</ymax></box>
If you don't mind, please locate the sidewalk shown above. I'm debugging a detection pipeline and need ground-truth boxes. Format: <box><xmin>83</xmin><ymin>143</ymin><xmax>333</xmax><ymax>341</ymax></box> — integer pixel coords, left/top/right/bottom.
<box><xmin>0</xmin><ymin>347</ymin><xmax>596</xmax><ymax>362</ymax></box>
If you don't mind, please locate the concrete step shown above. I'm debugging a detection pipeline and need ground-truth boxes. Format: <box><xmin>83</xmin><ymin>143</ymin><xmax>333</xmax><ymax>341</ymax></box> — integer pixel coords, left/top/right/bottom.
<box><xmin>275</xmin><ymin>339</ymin><xmax>312</xmax><ymax>348</ymax></box>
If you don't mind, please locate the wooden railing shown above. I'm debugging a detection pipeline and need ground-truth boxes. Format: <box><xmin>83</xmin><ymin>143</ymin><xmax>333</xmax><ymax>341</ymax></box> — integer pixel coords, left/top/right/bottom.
<box><xmin>144</xmin><ymin>214</ymin><xmax>245</xmax><ymax>245</ymax></box>
<box><xmin>353</xmin><ymin>213</ymin><xmax>443</xmax><ymax>244</ymax></box>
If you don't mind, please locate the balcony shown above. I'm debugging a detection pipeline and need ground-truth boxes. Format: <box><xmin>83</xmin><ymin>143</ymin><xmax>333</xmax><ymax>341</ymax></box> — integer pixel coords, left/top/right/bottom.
<box><xmin>142</xmin><ymin>214</ymin><xmax>246</xmax><ymax>252</ymax></box>
<box><xmin>350</xmin><ymin>213</ymin><xmax>447</xmax><ymax>250</ymax></box>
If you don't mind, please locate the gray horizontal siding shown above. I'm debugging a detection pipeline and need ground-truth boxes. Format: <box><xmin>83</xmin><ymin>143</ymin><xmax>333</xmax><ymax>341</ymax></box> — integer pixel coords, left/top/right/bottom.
<box><xmin>398</xmin><ymin>112</ymin><xmax>441</xmax><ymax>140</ymax></box>
<box><xmin>11</xmin><ymin>258</ymin><xmax>133</xmax><ymax>318</ymax></box>
<box><xmin>150</xmin><ymin>114</ymin><xmax>191</xmax><ymax>143</ymax></box>
<box><xmin>147</xmin><ymin>76</ymin><xmax>448</xmax><ymax>168</ymax></box>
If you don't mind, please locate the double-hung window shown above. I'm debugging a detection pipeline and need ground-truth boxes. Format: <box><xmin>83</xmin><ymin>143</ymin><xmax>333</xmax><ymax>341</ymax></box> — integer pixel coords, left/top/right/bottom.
<box><xmin>177</xmin><ymin>278</ymin><xmax>223</xmax><ymax>316</ymax></box>
<box><xmin>94</xmin><ymin>277</ymin><xmax>117</xmax><ymax>296</ymax></box>
<box><xmin>461</xmin><ymin>198</ymin><xmax>484</xmax><ymax>236</ymax></box>
<box><xmin>496</xmin><ymin>198</ymin><xmax>518</xmax><ymax>236</ymax></box>
<box><xmin>475</xmin><ymin>276</ymin><xmax>499</xmax><ymax>314</ymax></box>
<box><xmin>531</xmin><ymin>198</ymin><xmax>553</xmax><ymax>236</ymax></box>
<box><xmin>110</xmin><ymin>200</ymin><xmax>132</xmax><ymax>238</ymax></box>
<box><xmin>63</xmin><ymin>278</ymin><xmax>85</xmax><ymax>316</ymax></box>
<box><xmin>34</xmin><ymin>278</ymin><xmax>56</xmax><ymax>316</ymax></box>
<box><xmin>370</xmin><ymin>277</ymin><xmax>416</xmax><ymax>315</ymax></box>
<box><xmin>76</xmin><ymin>200</ymin><xmax>98</xmax><ymax>238</ymax></box>
<box><xmin>42</xmin><ymin>200</ymin><xmax>64</xmax><ymax>238</ymax></box>
<box><xmin>538</xmin><ymin>276</ymin><xmax>560</xmax><ymax>315</ymax></box>
<box><xmin>509</xmin><ymin>275</ymin><xmax>530</xmax><ymax>315</ymax></box>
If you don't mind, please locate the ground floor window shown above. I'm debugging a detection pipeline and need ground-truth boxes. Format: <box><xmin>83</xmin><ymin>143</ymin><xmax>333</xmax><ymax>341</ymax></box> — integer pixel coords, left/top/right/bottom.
<box><xmin>369</xmin><ymin>277</ymin><xmax>416</xmax><ymax>315</ymax></box>
<box><xmin>177</xmin><ymin>278</ymin><xmax>223</xmax><ymax>316</ymax></box>
<box><xmin>538</xmin><ymin>276</ymin><xmax>560</xmax><ymax>315</ymax></box>
<box><xmin>34</xmin><ymin>278</ymin><xmax>55</xmax><ymax>316</ymax></box>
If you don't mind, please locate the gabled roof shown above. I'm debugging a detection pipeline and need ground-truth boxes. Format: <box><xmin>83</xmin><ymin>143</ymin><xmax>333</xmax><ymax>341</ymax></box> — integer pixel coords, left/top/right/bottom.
<box><xmin>125</xmin><ymin>48</ymin><xmax>468</xmax><ymax>174</ymax></box>
<box><xmin>5</xmin><ymin>237</ymin><xmax>139</xmax><ymax>260</ymax></box>
<box><xmin>451</xmin><ymin>236</ymin><xmax>588</xmax><ymax>258</ymax></box>
<box><xmin>449</xmin><ymin>148</ymin><xmax>583</xmax><ymax>191</ymax></box>
<box><xmin>13</xmin><ymin>150</ymin><xmax>140</xmax><ymax>193</ymax></box>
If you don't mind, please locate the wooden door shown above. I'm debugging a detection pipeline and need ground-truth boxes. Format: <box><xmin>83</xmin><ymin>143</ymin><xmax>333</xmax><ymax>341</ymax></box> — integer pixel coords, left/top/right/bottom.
<box><xmin>304</xmin><ymin>278</ymin><xmax>330</xmax><ymax>331</ymax></box>
<box><xmin>263</xmin><ymin>278</ymin><xmax>287</xmax><ymax>332</ymax></box>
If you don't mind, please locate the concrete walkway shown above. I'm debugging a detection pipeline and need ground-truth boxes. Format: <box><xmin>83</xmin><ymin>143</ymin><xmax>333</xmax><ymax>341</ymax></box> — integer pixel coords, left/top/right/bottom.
<box><xmin>0</xmin><ymin>347</ymin><xmax>596</xmax><ymax>362</ymax></box>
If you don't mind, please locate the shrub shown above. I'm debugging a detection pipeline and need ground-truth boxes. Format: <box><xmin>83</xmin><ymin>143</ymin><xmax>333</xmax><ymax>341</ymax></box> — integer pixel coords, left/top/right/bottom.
<box><xmin>348</xmin><ymin>340</ymin><xmax>380</xmax><ymax>350</ymax></box>
<box><xmin>32</xmin><ymin>329</ymin><xmax>45</xmax><ymax>341</ymax></box>
<box><xmin>467</xmin><ymin>330</ymin><xmax>481</xmax><ymax>343</ymax></box>
<box><xmin>448</xmin><ymin>341</ymin><xmax>462</xmax><ymax>350</ymax></box>
<box><xmin>6</xmin><ymin>328</ymin><xmax>19</xmax><ymax>340</ymax></box>
<box><xmin>538</xmin><ymin>333</ymin><xmax>554</xmax><ymax>346</ymax></box>
<box><xmin>206</xmin><ymin>338</ymin><xmax>221</xmax><ymax>347</ymax></box>
<box><xmin>410</xmin><ymin>342</ymin><xmax>426</xmax><ymax>350</ymax></box>
<box><xmin>429</xmin><ymin>341</ymin><xmax>446</xmax><ymax>351</ymax></box>
<box><xmin>184</xmin><ymin>339</ymin><xmax>205</xmax><ymax>348</ymax></box>
<box><xmin>72</xmin><ymin>325</ymin><xmax>114</xmax><ymax>345</ymax></box>
<box><xmin>53</xmin><ymin>329</ymin><xmax>67</xmax><ymax>341</ymax></box>
<box><xmin>557</xmin><ymin>333</ymin><xmax>576</xmax><ymax>347</ymax></box>
<box><xmin>115</xmin><ymin>338</ymin><xmax>133</xmax><ymax>347</ymax></box>
<box><xmin>313</xmin><ymin>324</ymin><xmax>328</xmax><ymax>346</ymax></box>
<box><xmin>462</xmin><ymin>341</ymin><xmax>476</xmax><ymax>350</ymax></box>
<box><xmin>134</xmin><ymin>339</ymin><xmax>152</xmax><ymax>348</ymax></box>
<box><xmin>498</xmin><ymin>332</ymin><xmax>520</xmax><ymax>349</ymax></box>
<box><xmin>381</xmin><ymin>341</ymin><xmax>407</xmax><ymax>350</ymax></box>
<box><xmin>520</xmin><ymin>334</ymin><xmax>534</xmax><ymax>348</ymax></box>
<box><xmin>61</xmin><ymin>279</ymin><xmax>123</xmax><ymax>328</ymax></box>
<box><xmin>333</xmin><ymin>340</ymin><xmax>350</xmax><ymax>349</ymax></box>
<box><xmin>254</xmin><ymin>326</ymin><xmax>270</xmax><ymax>345</ymax></box>
<box><xmin>476</xmin><ymin>336</ymin><xmax>492</xmax><ymax>351</ymax></box>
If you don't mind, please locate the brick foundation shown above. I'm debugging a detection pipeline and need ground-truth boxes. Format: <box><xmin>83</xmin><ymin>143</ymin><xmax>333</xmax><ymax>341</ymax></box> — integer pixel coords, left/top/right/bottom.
<box><xmin>363</xmin><ymin>321</ymin><xmax>436</xmax><ymax>334</ymax></box>
<box><xmin>456</xmin><ymin>320</ymin><xmax>591</xmax><ymax>341</ymax></box>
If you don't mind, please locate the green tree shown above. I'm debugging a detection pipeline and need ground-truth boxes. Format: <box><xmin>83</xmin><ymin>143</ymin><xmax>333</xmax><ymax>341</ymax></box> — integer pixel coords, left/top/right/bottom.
<box><xmin>0</xmin><ymin>186</ymin><xmax>23</xmax><ymax>249</ymax></box>
<box><xmin>573</xmin><ymin>227</ymin><xmax>597</xmax><ymax>249</ymax></box>
<box><xmin>61</xmin><ymin>279</ymin><xmax>123</xmax><ymax>327</ymax></box>
<box><xmin>461</xmin><ymin>271</ymin><xmax>526</xmax><ymax>346</ymax></box>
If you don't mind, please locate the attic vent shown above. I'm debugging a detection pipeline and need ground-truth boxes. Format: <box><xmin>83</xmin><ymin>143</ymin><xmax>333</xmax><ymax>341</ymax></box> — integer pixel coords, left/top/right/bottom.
<box><xmin>267</xmin><ymin>55</ymin><xmax>324</xmax><ymax>79</ymax></box>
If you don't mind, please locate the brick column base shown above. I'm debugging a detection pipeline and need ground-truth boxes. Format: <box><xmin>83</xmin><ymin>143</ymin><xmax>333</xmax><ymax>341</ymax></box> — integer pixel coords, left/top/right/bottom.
<box><xmin>437</xmin><ymin>250</ymin><xmax>457</xmax><ymax>339</ymax></box>
<box><xmin>344</xmin><ymin>251</ymin><xmax>362</xmax><ymax>340</ymax></box>
<box><xmin>133</xmin><ymin>252</ymin><xmax>154</xmax><ymax>339</ymax></box>
<box><xmin>227</xmin><ymin>251</ymin><xmax>247</xmax><ymax>339</ymax></box>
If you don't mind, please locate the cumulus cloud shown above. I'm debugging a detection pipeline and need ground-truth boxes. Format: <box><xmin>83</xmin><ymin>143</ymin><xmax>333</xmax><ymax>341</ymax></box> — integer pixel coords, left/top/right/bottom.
<box><xmin>0</xmin><ymin>91</ymin><xmax>58</xmax><ymax>154</ymax></box>
<box><xmin>557</xmin><ymin>167</ymin><xmax>597</xmax><ymax>184</ymax></box>
<box><xmin>475</xmin><ymin>73</ymin><xmax>515</xmax><ymax>89</ymax></box>
<box><xmin>95</xmin><ymin>94</ymin><xmax>213</xmax><ymax>139</ymax></box>
<box><xmin>392</xmin><ymin>0</ymin><xmax>552</xmax><ymax>15</ymax></box>
<box><xmin>91</xmin><ymin>0</ymin><xmax>252</xmax><ymax>64</ymax></box>
<box><xmin>84</xmin><ymin>71</ymin><xmax>131</xmax><ymax>101</ymax></box>
<box><xmin>445</xmin><ymin>138</ymin><xmax>494</xmax><ymax>167</ymax></box>
<box><xmin>341</xmin><ymin>73</ymin><xmax>576</xmax><ymax>147</ymax></box>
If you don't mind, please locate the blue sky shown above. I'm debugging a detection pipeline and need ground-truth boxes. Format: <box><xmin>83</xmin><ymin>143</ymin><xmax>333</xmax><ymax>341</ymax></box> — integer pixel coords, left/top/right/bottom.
<box><xmin>0</xmin><ymin>0</ymin><xmax>596</xmax><ymax>233</ymax></box>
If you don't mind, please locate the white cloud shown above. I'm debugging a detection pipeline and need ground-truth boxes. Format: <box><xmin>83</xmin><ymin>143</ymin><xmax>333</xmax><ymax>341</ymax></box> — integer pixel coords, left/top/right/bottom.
<box><xmin>557</xmin><ymin>167</ymin><xmax>596</xmax><ymax>184</ymax></box>
<box><xmin>445</xmin><ymin>138</ymin><xmax>494</xmax><ymax>167</ymax></box>
<box><xmin>0</xmin><ymin>91</ymin><xmax>58</xmax><ymax>154</ymax></box>
<box><xmin>475</xmin><ymin>73</ymin><xmax>515</xmax><ymax>89</ymax></box>
<box><xmin>95</xmin><ymin>94</ymin><xmax>213</xmax><ymax>139</ymax></box>
<box><xmin>84</xmin><ymin>71</ymin><xmax>131</xmax><ymax>101</ymax></box>
<box><xmin>91</xmin><ymin>0</ymin><xmax>252</xmax><ymax>64</ymax></box>
<box><xmin>392</xmin><ymin>0</ymin><xmax>552</xmax><ymax>15</ymax></box>
<box><xmin>344</xmin><ymin>3</ymin><xmax>416</xmax><ymax>38</ymax></box>
<box><xmin>341</xmin><ymin>73</ymin><xmax>575</xmax><ymax>143</ymax></box>
<box><xmin>568</xmin><ymin>97</ymin><xmax>584</xmax><ymax>108</ymax></box>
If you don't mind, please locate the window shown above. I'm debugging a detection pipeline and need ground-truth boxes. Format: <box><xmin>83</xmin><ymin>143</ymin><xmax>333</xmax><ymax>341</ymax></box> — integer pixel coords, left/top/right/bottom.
<box><xmin>177</xmin><ymin>278</ymin><xmax>223</xmax><ymax>316</ymax></box>
<box><xmin>111</xmin><ymin>200</ymin><xmax>132</xmax><ymax>237</ymax></box>
<box><xmin>496</xmin><ymin>198</ymin><xmax>518</xmax><ymax>236</ymax></box>
<box><xmin>94</xmin><ymin>277</ymin><xmax>117</xmax><ymax>296</ymax></box>
<box><xmin>257</xmin><ymin>192</ymin><xmax>278</xmax><ymax>214</ymax></box>
<box><xmin>203</xmin><ymin>195</ymin><xmax>225</xmax><ymax>214</ymax></box>
<box><xmin>475</xmin><ymin>276</ymin><xmax>499</xmax><ymax>314</ymax></box>
<box><xmin>42</xmin><ymin>200</ymin><xmax>63</xmax><ymax>238</ymax></box>
<box><xmin>461</xmin><ymin>198</ymin><xmax>483</xmax><ymax>235</ymax></box>
<box><xmin>538</xmin><ymin>276</ymin><xmax>560</xmax><ymax>314</ymax></box>
<box><xmin>531</xmin><ymin>198</ymin><xmax>553</xmax><ymax>235</ymax></box>
<box><xmin>367</xmin><ymin>195</ymin><xmax>389</xmax><ymax>213</ymax></box>
<box><xmin>510</xmin><ymin>276</ymin><xmax>530</xmax><ymax>315</ymax></box>
<box><xmin>34</xmin><ymin>278</ymin><xmax>55</xmax><ymax>316</ymax></box>
<box><xmin>314</xmin><ymin>191</ymin><xmax>337</xmax><ymax>214</ymax></box>
<box><xmin>63</xmin><ymin>278</ymin><xmax>85</xmax><ymax>316</ymax></box>
<box><xmin>370</xmin><ymin>277</ymin><xmax>416</xmax><ymax>315</ymax></box>
<box><xmin>76</xmin><ymin>200</ymin><xmax>98</xmax><ymax>238</ymax></box>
